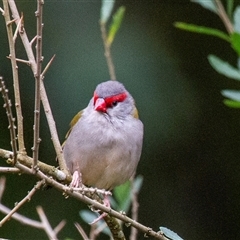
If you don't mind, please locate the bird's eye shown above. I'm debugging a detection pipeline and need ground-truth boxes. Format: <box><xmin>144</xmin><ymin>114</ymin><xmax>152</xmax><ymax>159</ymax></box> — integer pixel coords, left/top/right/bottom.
<box><xmin>111</xmin><ymin>101</ymin><xmax>118</xmax><ymax>107</ymax></box>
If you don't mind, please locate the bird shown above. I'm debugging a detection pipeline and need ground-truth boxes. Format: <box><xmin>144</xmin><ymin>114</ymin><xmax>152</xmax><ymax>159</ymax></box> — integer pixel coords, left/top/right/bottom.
<box><xmin>63</xmin><ymin>80</ymin><xmax>144</xmax><ymax>191</ymax></box>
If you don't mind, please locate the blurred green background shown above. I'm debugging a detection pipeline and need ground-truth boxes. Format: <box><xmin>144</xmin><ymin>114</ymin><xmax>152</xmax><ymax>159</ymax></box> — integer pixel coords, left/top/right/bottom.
<box><xmin>1</xmin><ymin>0</ymin><xmax>240</xmax><ymax>239</ymax></box>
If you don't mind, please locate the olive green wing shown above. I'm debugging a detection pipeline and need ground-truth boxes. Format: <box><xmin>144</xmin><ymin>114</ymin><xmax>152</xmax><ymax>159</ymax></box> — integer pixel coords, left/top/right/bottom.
<box><xmin>62</xmin><ymin>110</ymin><xmax>83</xmax><ymax>147</ymax></box>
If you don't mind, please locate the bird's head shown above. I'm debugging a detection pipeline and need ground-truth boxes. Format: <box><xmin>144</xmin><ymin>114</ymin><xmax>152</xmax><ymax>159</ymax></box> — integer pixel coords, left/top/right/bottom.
<box><xmin>93</xmin><ymin>80</ymin><xmax>136</xmax><ymax>119</ymax></box>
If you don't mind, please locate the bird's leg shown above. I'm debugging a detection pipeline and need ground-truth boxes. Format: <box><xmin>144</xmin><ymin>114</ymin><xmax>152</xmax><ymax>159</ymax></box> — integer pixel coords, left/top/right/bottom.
<box><xmin>70</xmin><ymin>170</ymin><xmax>82</xmax><ymax>188</ymax></box>
<box><xmin>90</xmin><ymin>195</ymin><xmax>110</xmax><ymax>225</ymax></box>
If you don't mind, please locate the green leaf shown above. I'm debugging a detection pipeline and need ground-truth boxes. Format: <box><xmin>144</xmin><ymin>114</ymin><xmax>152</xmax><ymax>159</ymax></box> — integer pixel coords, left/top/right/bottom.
<box><xmin>208</xmin><ymin>55</ymin><xmax>240</xmax><ymax>80</ymax></box>
<box><xmin>174</xmin><ymin>22</ymin><xmax>230</xmax><ymax>42</ymax></box>
<box><xmin>113</xmin><ymin>176</ymin><xmax>143</xmax><ymax>213</ymax></box>
<box><xmin>223</xmin><ymin>99</ymin><xmax>240</xmax><ymax>108</ymax></box>
<box><xmin>233</xmin><ymin>6</ymin><xmax>240</xmax><ymax>33</ymax></box>
<box><xmin>100</xmin><ymin>0</ymin><xmax>115</xmax><ymax>23</ymax></box>
<box><xmin>107</xmin><ymin>6</ymin><xmax>126</xmax><ymax>45</ymax></box>
<box><xmin>159</xmin><ymin>227</ymin><xmax>184</xmax><ymax>240</ymax></box>
<box><xmin>221</xmin><ymin>89</ymin><xmax>240</xmax><ymax>101</ymax></box>
<box><xmin>191</xmin><ymin>0</ymin><xmax>217</xmax><ymax>13</ymax></box>
<box><xmin>113</xmin><ymin>180</ymin><xmax>131</xmax><ymax>212</ymax></box>
<box><xmin>231</xmin><ymin>32</ymin><xmax>240</xmax><ymax>56</ymax></box>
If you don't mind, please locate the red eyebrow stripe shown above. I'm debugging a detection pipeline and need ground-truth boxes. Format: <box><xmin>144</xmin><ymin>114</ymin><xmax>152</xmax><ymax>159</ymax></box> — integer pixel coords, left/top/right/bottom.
<box><xmin>93</xmin><ymin>92</ymin><xmax>127</xmax><ymax>107</ymax></box>
<box><xmin>104</xmin><ymin>92</ymin><xmax>127</xmax><ymax>107</ymax></box>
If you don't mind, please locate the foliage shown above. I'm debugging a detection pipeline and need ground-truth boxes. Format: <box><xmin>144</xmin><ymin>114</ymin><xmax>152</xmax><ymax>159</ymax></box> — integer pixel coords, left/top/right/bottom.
<box><xmin>175</xmin><ymin>0</ymin><xmax>240</xmax><ymax>108</ymax></box>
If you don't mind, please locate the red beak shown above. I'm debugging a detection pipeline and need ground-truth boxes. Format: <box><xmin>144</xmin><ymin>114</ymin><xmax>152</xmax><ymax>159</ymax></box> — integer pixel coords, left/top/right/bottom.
<box><xmin>94</xmin><ymin>98</ymin><xmax>107</xmax><ymax>113</ymax></box>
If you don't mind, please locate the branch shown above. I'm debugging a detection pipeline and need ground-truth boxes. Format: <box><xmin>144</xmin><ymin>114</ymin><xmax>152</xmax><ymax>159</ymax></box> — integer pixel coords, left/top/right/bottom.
<box><xmin>214</xmin><ymin>0</ymin><xmax>234</xmax><ymax>34</ymax></box>
<box><xmin>0</xmin><ymin>148</ymin><xmax>69</xmax><ymax>182</ymax></box>
<box><xmin>0</xmin><ymin>78</ymin><xmax>18</xmax><ymax>164</ymax></box>
<box><xmin>2</xmin><ymin>0</ymin><xmax>26</xmax><ymax>154</ymax></box>
<box><xmin>7</xmin><ymin>0</ymin><xmax>70</xmax><ymax>176</ymax></box>
<box><xmin>0</xmin><ymin>180</ymin><xmax>44</xmax><ymax>226</ymax></box>
<box><xmin>32</xmin><ymin>0</ymin><xmax>44</xmax><ymax>170</ymax></box>
<box><xmin>0</xmin><ymin>167</ymin><xmax>21</xmax><ymax>173</ymax></box>
<box><xmin>130</xmin><ymin>176</ymin><xmax>139</xmax><ymax>240</ymax></box>
<box><xmin>0</xmin><ymin>177</ymin><xmax>66</xmax><ymax>237</ymax></box>
<box><xmin>100</xmin><ymin>21</ymin><xmax>116</xmax><ymax>80</ymax></box>
<box><xmin>36</xmin><ymin>206</ymin><xmax>59</xmax><ymax>240</ymax></box>
<box><xmin>11</xmin><ymin>159</ymin><xmax>167</xmax><ymax>239</ymax></box>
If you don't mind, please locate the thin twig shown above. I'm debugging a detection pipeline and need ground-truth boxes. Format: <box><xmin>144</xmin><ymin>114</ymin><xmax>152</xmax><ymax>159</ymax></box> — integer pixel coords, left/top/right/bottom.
<box><xmin>0</xmin><ymin>177</ymin><xmax>6</xmax><ymax>202</ymax></box>
<box><xmin>7</xmin><ymin>55</ymin><xmax>30</xmax><ymax>65</ymax></box>
<box><xmin>214</xmin><ymin>0</ymin><xmax>234</xmax><ymax>34</ymax></box>
<box><xmin>0</xmin><ymin>180</ymin><xmax>44</xmax><ymax>227</ymax></box>
<box><xmin>100</xmin><ymin>21</ymin><xmax>116</xmax><ymax>80</ymax></box>
<box><xmin>7</xmin><ymin>0</ymin><xmax>70</xmax><ymax>176</ymax></box>
<box><xmin>0</xmin><ymin>204</ymin><xmax>43</xmax><ymax>228</ymax></box>
<box><xmin>32</xmin><ymin>0</ymin><xmax>44</xmax><ymax>171</ymax></box>
<box><xmin>41</xmin><ymin>54</ymin><xmax>55</xmax><ymax>78</ymax></box>
<box><xmin>3</xmin><ymin>0</ymin><xmax>26</xmax><ymax>154</ymax></box>
<box><xmin>54</xmin><ymin>220</ymin><xmax>66</xmax><ymax>236</ymax></box>
<box><xmin>30</xmin><ymin>35</ymin><xmax>37</xmax><ymax>46</ymax></box>
<box><xmin>0</xmin><ymin>78</ymin><xmax>18</xmax><ymax>164</ymax></box>
<box><xmin>36</xmin><ymin>206</ymin><xmax>59</xmax><ymax>240</ymax></box>
<box><xmin>0</xmin><ymin>7</ymin><xmax>4</xmax><ymax>13</ymax></box>
<box><xmin>75</xmin><ymin>222</ymin><xmax>90</xmax><ymax>240</ymax></box>
<box><xmin>13</xmin><ymin>14</ymin><xmax>23</xmax><ymax>42</ymax></box>
<box><xmin>130</xmin><ymin>176</ymin><xmax>139</xmax><ymax>240</ymax></box>
<box><xmin>0</xmin><ymin>167</ymin><xmax>21</xmax><ymax>173</ymax></box>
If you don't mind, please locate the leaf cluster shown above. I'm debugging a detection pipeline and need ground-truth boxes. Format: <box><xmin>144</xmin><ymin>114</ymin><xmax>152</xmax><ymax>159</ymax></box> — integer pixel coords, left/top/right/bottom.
<box><xmin>175</xmin><ymin>0</ymin><xmax>240</xmax><ymax>108</ymax></box>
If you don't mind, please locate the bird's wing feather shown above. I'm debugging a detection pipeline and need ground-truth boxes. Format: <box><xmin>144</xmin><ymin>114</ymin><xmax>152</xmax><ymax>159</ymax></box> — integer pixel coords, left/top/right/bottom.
<box><xmin>62</xmin><ymin>110</ymin><xmax>83</xmax><ymax>147</ymax></box>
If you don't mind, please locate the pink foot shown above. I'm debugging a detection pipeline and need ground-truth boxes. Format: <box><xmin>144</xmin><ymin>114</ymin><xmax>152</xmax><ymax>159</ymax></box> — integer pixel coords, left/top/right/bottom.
<box><xmin>90</xmin><ymin>196</ymin><xmax>110</xmax><ymax>224</ymax></box>
<box><xmin>70</xmin><ymin>171</ymin><xmax>81</xmax><ymax>188</ymax></box>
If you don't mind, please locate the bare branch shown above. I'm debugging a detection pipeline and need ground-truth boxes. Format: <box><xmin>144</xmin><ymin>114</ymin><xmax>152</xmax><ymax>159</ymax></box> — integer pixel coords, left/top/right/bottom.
<box><xmin>30</xmin><ymin>35</ymin><xmax>37</xmax><ymax>46</ymax></box>
<box><xmin>100</xmin><ymin>21</ymin><xmax>116</xmax><ymax>80</ymax></box>
<box><xmin>0</xmin><ymin>204</ymin><xmax>43</xmax><ymax>229</ymax></box>
<box><xmin>0</xmin><ymin>78</ymin><xmax>18</xmax><ymax>164</ymax></box>
<box><xmin>36</xmin><ymin>206</ymin><xmax>59</xmax><ymax>240</ymax></box>
<box><xmin>0</xmin><ymin>180</ymin><xmax>44</xmax><ymax>227</ymax></box>
<box><xmin>7</xmin><ymin>0</ymin><xmax>70</xmax><ymax>176</ymax></box>
<box><xmin>0</xmin><ymin>7</ymin><xmax>4</xmax><ymax>13</ymax></box>
<box><xmin>0</xmin><ymin>148</ymin><xmax>69</xmax><ymax>182</ymax></box>
<box><xmin>0</xmin><ymin>167</ymin><xmax>21</xmax><ymax>173</ymax></box>
<box><xmin>41</xmin><ymin>54</ymin><xmax>55</xmax><ymax>78</ymax></box>
<box><xmin>3</xmin><ymin>0</ymin><xmax>26</xmax><ymax>154</ymax></box>
<box><xmin>75</xmin><ymin>222</ymin><xmax>90</xmax><ymax>240</ymax></box>
<box><xmin>54</xmin><ymin>220</ymin><xmax>66</xmax><ymax>236</ymax></box>
<box><xmin>0</xmin><ymin>177</ymin><xmax>6</xmax><ymax>202</ymax></box>
<box><xmin>130</xmin><ymin>175</ymin><xmax>139</xmax><ymax>240</ymax></box>
<box><xmin>214</xmin><ymin>0</ymin><xmax>234</xmax><ymax>34</ymax></box>
<box><xmin>32</xmin><ymin>0</ymin><xmax>44</xmax><ymax>171</ymax></box>
<box><xmin>13</xmin><ymin>14</ymin><xmax>23</xmax><ymax>43</ymax></box>
<box><xmin>7</xmin><ymin>55</ymin><xmax>31</xmax><ymax>65</ymax></box>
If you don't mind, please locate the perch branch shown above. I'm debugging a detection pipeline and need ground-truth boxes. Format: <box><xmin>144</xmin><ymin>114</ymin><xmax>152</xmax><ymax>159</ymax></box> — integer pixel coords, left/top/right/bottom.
<box><xmin>32</xmin><ymin>0</ymin><xmax>44</xmax><ymax>171</ymax></box>
<box><xmin>0</xmin><ymin>78</ymin><xmax>18</xmax><ymax>164</ymax></box>
<box><xmin>12</xmin><ymin>160</ymin><xmax>167</xmax><ymax>240</ymax></box>
<box><xmin>0</xmin><ymin>148</ymin><xmax>69</xmax><ymax>182</ymax></box>
<box><xmin>2</xmin><ymin>1</ymin><xmax>26</xmax><ymax>154</ymax></box>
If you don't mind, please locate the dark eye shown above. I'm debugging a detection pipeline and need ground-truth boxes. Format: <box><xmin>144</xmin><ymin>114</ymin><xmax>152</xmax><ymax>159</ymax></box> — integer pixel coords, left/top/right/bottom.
<box><xmin>111</xmin><ymin>101</ymin><xmax>118</xmax><ymax>107</ymax></box>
